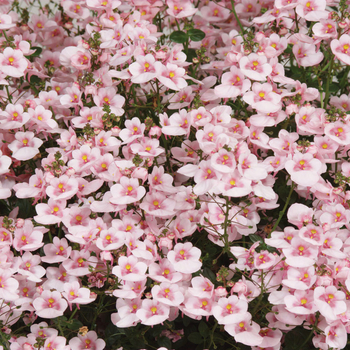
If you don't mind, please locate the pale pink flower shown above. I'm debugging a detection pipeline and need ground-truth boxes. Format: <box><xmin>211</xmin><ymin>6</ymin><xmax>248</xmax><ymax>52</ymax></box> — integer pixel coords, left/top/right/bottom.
<box><xmin>282</xmin><ymin>237</ymin><xmax>319</xmax><ymax>267</ymax></box>
<box><xmin>136</xmin><ymin>299</ymin><xmax>170</xmax><ymax>325</ymax></box>
<box><xmin>183</xmin><ymin>295</ymin><xmax>213</xmax><ymax>317</ymax></box>
<box><xmin>293</xmin><ymin>42</ymin><xmax>324</xmax><ymax>67</ymax></box>
<box><xmin>224</xmin><ymin>313</ymin><xmax>263</xmax><ymax>346</ymax></box>
<box><xmin>243</xmin><ymin>82</ymin><xmax>281</xmax><ymax>114</ymax></box>
<box><xmin>0</xmin><ymin>47</ymin><xmax>27</xmax><ymax>78</ymax></box>
<box><xmin>285</xmin><ymin>152</ymin><xmax>324</xmax><ymax>187</ymax></box>
<box><xmin>112</xmin><ymin>298</ymin><xmax>141</xmax><ymax>328</ymax></box>
<box><xmin>200</xmin><ymin>1</ymin><xmax>231</xmax><ymax>22</ymax></box>
<box><xmin>60</xmin><ymin>46</ymin><xmax>91</xmax><ymax>70</ymax></box>
<box><xmin>155</xmin><ymin>62</ymin><xmax>187</xmax><ymax>91</ymax></box>
<box><xmin>166</xmin><ymin>0</ymin><xmax>197</xmax><ymax>18</ymax></box>
<box><xmin>129</xmin><ymin>54</ymin><xmax>157</xmax><ymax>84</ymax></box>
<box><xmin>152</xmin><ymin>282</ymin><xmax>184</xmax><ymax>306</ymax></box>
<box><xmin>284</xmin><ymin>290</ymin><xmax>317</xmax><ymax>315</ymax></box>
<box><xmin>17</xmin><ymin>251</ymin><xmax>46</xmax><ymax>282</ymax></box>
<box><xmin>62</xmin><ymin>281</ymin><xmax>96</xmax><ymax>309</ymax></box>
<box><xmin>0</xmin><ymin>268</ymin><xmax>19</xmax><ymax>301</ymax></box>
<box><xmin>214</xmin><ymin>66</ymin><xmax>251</xmax><ymax>98</ymax></box>
<box><xmin>0</xmin><ymin>14</ymin><xmax>15</xmax><ymax>30</ymax></box>
<box><xmin>239</xmin><ymin>53</ymin><xmax>272</xmax><ymax>81</ymax></box>
<box><xmin>331</xmin><ymin>34</ymin><xmax>350</xmax><ymax>65</ymax></box>
<box><xmin>287</xmin><ymin>203</ymin><xmax>314</xmax><ymax>228</ymax></box>
<box><xmin>8</xmin><ymin>131</ymin><xmax>43</xmax><ymax>161</ymax></box>
<box><xmin>43</xmin><ymin>335</ymin><xmax>70</xmax><ymax>350</ymax></box>
<box><xmin>69</xmin><ymin>331</ymin><xmax>105</xmax><ymax>350</ymax></box>
<box><xmin>62</xmin><ymin>250</ymin><xmax>98</xmax><ymax>276</ymax></box>
<box><xmin>325</xmin><ymin>321</ymin><xmax>347</xmax><ymax>349</ymax></box>
<box><xmin>93</xmin><ymin>87</ymin><xmax>125</xmax><ymax>116</ymax></box>
<box><xmin>148</xmin><ymin>259</ymin><xmax>184</xmax><ymax>283</ymax></box>
<box><xmin>112</xmin><ymin>255</ymin><xmax>148</xmax><ymax>282</ymax></box>
<box><xmin>324</xmin><ymin>121</ymin><xmax>350</xmax><ymax>145</ymax></box>
<box><xmin>282</xmin><ymin>266</ymin><xmax>316</xmax><ymax>291</ymax></box>
<box><xmin>96</xmin><ymin>227</ymin><xmax>125</xmax><ymax>251</ymax></box>
<box><xmin>33</xmin><ymin>290</ymin><xmax>68</xmax><ymax>318</ymax></box>
<box><xmin>0</xmin><ymin>104</ymin><xmax>29</xmax><ymax>129</ymax></box>
<box><xmin>130</xmin><ymin>138</ymin><xmax>164</xmax><ymax>158</ymax></box>
<box><xmin>167</xmin><ymin>242</ymin><xmax>202</xmax><ymax>274</ymax></box>
<box><xmin>13</xmin><ymin>222</ymin><xmax>44</xmax><ymax>252</ymax></box>
<box><xmin>110</xmin><ymin>177</ymin><xmax>146</xmax><ymax>205</ymax></box>
<box><xmin>313</xmin><ymin>19</ymin><xmax>337</xmax><ymax>39</ymax></box>
<box><xmin>314</xmin><ymin>286</ymin><xmax>346</xmax><ymax>321</ymax></box>
<box><xmin>139</xmin><ymin>192</ymin><xmax>176</xmax><ymax>217</ymax></box>
<box><xmin>46</xmin><ymin>175</ymin><xmax>79</xmax><ymax>200</ymax></box>
<box><xmin>41</xmin><ymin>237</ymin><xmax>71</xmax><ymax>264</ymax></box>
<box><xmin>113</xmin><ymin>279</ymin><xmax>146</xmax><ymax>299</ymax></box>
<box><xmin>162</xmin><ymin>109</ymin><xmax>192</xmax><ymax>136</ymax></box>
<box><xmin>296</xmin><ymin>0</ymin><xmax>328</xmax><ymax>21</ymax></box>
<box><xmin>34</xmin><ymin>198</ymin><xmax>67</xmax><ymax>225</ymax></box>
<box><xmin>212</xmin><ymin>295</ymin><xmax>248</xmax><ymax>325</ymax></box>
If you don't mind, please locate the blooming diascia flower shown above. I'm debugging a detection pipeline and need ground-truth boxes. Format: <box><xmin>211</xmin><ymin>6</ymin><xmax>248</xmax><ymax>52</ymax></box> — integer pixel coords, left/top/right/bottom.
<box><xmin>0</xmin><ymin>47</ymin><xmax>28</xmax><ymax>78</ymax></box>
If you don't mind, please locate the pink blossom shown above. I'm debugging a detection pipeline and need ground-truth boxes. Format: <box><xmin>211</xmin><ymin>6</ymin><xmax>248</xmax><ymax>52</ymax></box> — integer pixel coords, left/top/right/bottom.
<box><xmin>239</xmin><ymin>54</ymin><xmax>272</xmax><ymax>81</ymax></box>
<box><xmin>46</xmin><ymin>175</ymin><xmax>79</xmax><ymax>200</ymax></box>
<box><xmin>136</xmin><ymin>299</ymin><xmax>170</xmax><ymax>325</ymax></box>
<box><xmin>0</xmin><ymin>268</ymin><xmax>19</xmax><ymax>301</ymax></box>
<box><xmin>314</xmin><ymin>286</ymin><xmax>347</xmax><ymax>321</ymax></box>
<box><xmin>8</xmin><ymin>131</ymin><xmax>43</xmax><ymax>161</ymax></box>
<box><xmin>0</xmin><ymin>47</ymin><xmax>27</xmax><ymax>78</ymax></box>
<box><xmin>112</xmin><ymin>255</ymin><xmax>148</xmax><ymax>281</ymax></box>
<box><xmin>34</xmin><ymin>198</ymin><xmax>67</xmax><ymax>225</ymax></box>
<box><xmin>296</xmin><ymin>0</ymin><xmax>328</xmax><ymax>21</ymax></box>
<box><xmin>212</xmin><ymin>295</ymin><xmax>248</xmax><ymax>324</ymax></box>
<box><xmin>41</xmin><ymin>237</ymin><xmax>71</xmax><ymax>264</ymax></box>
<box><xmin>69</xmin><ymin>331</ymin><xmax>105</xmax><ymax>350</ymax></box>
<box><xmin>152</xmin><ymin>282</ymin><xmax>184</xmax><ymax>306</ymax></box>
<box><xmin>224</xmin><ymin>313</ymin><xmax>263</xmax><ymax>346</ymax></box>
<box><xmin>167</xmin><ymin>242</ymin><xmax>202</xmax><ymax>273</ymax></box>
<box><xmin>282</xmin><ymin>237</ymin><xmax>319</xmax><ymax>267</ymax></box>
<box><xmin>33</xmin><ymin>290</ymin><xmax>68</xmax><ymax>318</ymax></box>
<box><xmin>110</xmin><ymin>177</ymin><xmax>146</xmax><ymax>205</ymax></box>
<box><xmin>155</xmin><ymin>62</ymin><xmax>187</xmax><ymax>91</ymax></box>
<box><xmin>331</xmin><ymin>34</ymin><xmax>350</xmax><ymax>65</ymax></box>
<box><xmin>285</xmin><ymin>152</ymin><xmax>324</xmax><ymax>187</ymax></box>
<box><xmin>166</xmin><ymin>0</ymin><xmax>197</xmax><ymax>18</ymax></box>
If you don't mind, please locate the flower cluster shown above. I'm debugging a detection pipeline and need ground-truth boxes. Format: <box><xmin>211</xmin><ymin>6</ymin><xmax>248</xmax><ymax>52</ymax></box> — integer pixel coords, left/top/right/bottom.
<box><xmin>1</xmin><ymin>0</ymin><xmax>350</xmax><ymax>349</ymax></box>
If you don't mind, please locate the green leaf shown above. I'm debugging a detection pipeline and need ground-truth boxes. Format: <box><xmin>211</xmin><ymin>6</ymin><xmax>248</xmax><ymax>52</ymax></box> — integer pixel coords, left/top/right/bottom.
<box><xmin>187</xmin><ymin>29</ymin><xmax>205</xmax><ymax>42</ymax></box>
<box><xmin>170</xmin><ymin>31</ymin><xmax>188</xmax><ymax>44</ymax></box>
<box><xmin>186</xmin><ymin>48</ymin><xmax>197</xmax><ymax>63</ymax></box>
<box><xmin>198</xmin><ymin>321</ymin><xmax>209</xmax><ymax>338</ymax></box>
<box><xmin>157</xmin><ymin>336</ymin><xmax>172</xmax><ymax>349</ymax></box>
<box><xmin>250</xmin><ymin>234</ymin><xmax>264</xmax><ymax>243</ymax></box>
<box><xmin>202</xmin><ymin>267</ymin><xmax>216</xmax><ymax>284</ymax></box>
<box><xmin>25</xmin><ymin>47</ymin><xmax>42</xmax><ymax>59</ymax></box>
<box><xmin>188</xmin><ymin>332</ymin><xmax>203</xmax><ymax>344</ymax></box>
<box><xmin>65</xmin><ymin>319</ymin><xmax>83</xmax><ymax>330</ymax></box>
<box><xmin>29</xmin><ymin>75</ymin><xmax>42</xmax><ymax>84</ymax></box>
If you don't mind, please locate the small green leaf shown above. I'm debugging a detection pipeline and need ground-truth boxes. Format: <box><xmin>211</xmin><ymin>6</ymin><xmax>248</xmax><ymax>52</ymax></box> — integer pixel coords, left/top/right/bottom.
<box><xmin>157</xmin><ymin>336</ymin><xmax>172</xmax><ymax>349</ymax></box>
<box><xmin>188</xmin><ymin>332</ymin><xmax>203</xmax><ymax>344</ymax></box>
<box><xmin>198</xmin><ymin>321</ymin><xmax>209</xmax><ymax>338</ymax></box>
<box><xmin>66</xmin><ymin>319</ymin><xmax>83</xmax><ymax>330</ymax></box>
<box><xmin>250</xmin><ymin>234</ymin><xmax>264</xmax><ymax>243</ymax></box>
<box><xmin>25</xmin><ymin>47</ymin><xmax>42</xmax><ymax>58</ymax></box>
<box><xmin>187</xmin><ymin>29</ymin><xmax>205</xmax><ymax>42</ymax></box>
<box><xmin>170</xmin><ymin>30</ymin><xmax>188</xmax><ymax>43</ymax></box>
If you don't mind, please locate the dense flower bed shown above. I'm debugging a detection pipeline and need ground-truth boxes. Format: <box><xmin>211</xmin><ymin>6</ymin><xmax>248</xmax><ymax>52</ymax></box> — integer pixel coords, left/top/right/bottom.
<box><xmin>1</xmin><ymin>0</ymin><xmax>350</xmax><ymax>349</ymax></box>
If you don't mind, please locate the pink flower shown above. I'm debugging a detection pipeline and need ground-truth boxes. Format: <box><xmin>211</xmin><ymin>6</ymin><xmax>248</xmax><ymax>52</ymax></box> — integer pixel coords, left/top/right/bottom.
<box><xmin>43</xmin><ymin>335</ymin><xmax>70</xmax><ymax>350</ymax></box>
<box><xmin>167</xmin><ymin>242</ymin><xmax>202</xmax><ymax>274</ymax></box>
<box><xmin>139</xmin><ymin>191</ymin><xmax>176</xmax><ymax>217</ymax></box>
<box><xmin>331</xmin><ymin>34</ymin><xmax>350</xmax><ymax>65</ymax></box>
<box><xmin>62</xmin><ymin>250</ymin><xmax>98</xmax><ymax>276</ymax></box>
<box><xmin>13</xmin><ymin>221</ymin><xmax>44</xmax><ymax>252</ymax></box>
<box><xmin>93</xmin><ymin>87</ymin><xmax>125</xmax><ymax>116</ymax></box>
<box><xmin>34</xmin><ymin>199</ymin><xmax>67</xmax><ymax>225</ymax></box>
<box><xmin>69</xmin><ymin>331</ymin><xmax>105</xmax><ymax>350</ymax></box>
<box><xmin>8</xmin><ymin>132</ymin><xmax>43</xmax><ymax>161</ymax></box>
<box><xmin>284</xmin><ymin>290</ymin><xmax>317</xmax><ymax>315</ymax></box>
<box><xmin>136</xmin><ymin>299</ymin><xmax>170</xmax><ymax>325</ymax></box>
<box><xmin>212</xmin><ymin>295</ymin><xmax>248</xmax><ymax>325</ymax></box>
<box><xmin>46</xmin><ymin>175</ymin><xmax>79</xmax><ymax>200</ymax></box>
<box><xmin>41</xmin><ymin>237</ymin><xmax>72</xmax><ymax>264</ymax></box>
<box><xmin>0</xmin><ymin>104</ymin><xmax>29</xmax><ymax>129</ymax></box>
<box><xmin>0</xmin><ymin>47</ymin><xmax>28</xmax><ymax>78</ymax></box>
<box><xmin>285</xmin><ymin>152</ymin><xmax>324</xmax><ymax>187</ymax></box>
<box><xmin>296</xmin><ymin>0</ymin><xmax>328</xmax><ymax>21</ymax></box>
<box><xmin>314</xmin><ymin>286</ymin><xmax>346</xmax><ymax>321</ymax></box>
<box><xmin>112</xmin><ymin>255</ymin><xmax>148</xmax><ymax>282</ymax></box>
<box><xmin>130</xmin><ymin>138</ymin><xmax>164</xmax><ymax>158</ymax></box>
<box><xmin>325</xmin><ymin>321</ymin><xmax>347</xmax><ymax>349</ymax></box>
<box><xmin>110</xmin><ymin>176</ymin><xmax>146</xmax><ymax>205</ymax></box>
<box><xmin>155</xmin><ymin>62</ymin><xmax>187</xmax><ymax>91</ymax></box>
<box><xmin>129</xmin><ymin>54</ymin><xmax>157</xmax><ymax>84</ymax></box>
<box><xmin>151</xmin><ymin>282</ymin><xmax>184</xmax><ymax>306</ymax></box>
<box><xmin>293</xmin><ymin>42</ymin><xmax>324</xmax><ymax>67</ymax></box>
<box><xmin>224</xmin><ymin>313</ymin><xmax>263</xmax><ymax>346</ymax></box>
<box><xmin>62</xmin><ymin>281</ymin><xmax>96</xmax><ymax>308</ymax></box>
<box><xmin>33</xmin><ymin>290</ymin><xmax>68</xmax><ymax>318</ymax></box>
<box><xmin>0</xmin><ymin>268</ymin><xmax>19</xmax><ymax>301</ymax></box>
<box><xmin>243</xmin><ymin>82</ymin><xmax>281</xmax><ymax>114</ymax></box>
<box><xmin>282</xmin><ymin>237</ymin><xmax>319</xmax><ymax>267</ymax></box>
<box><xmin>166</xmin><ymin>0</ymin><xmax>197</xmax><ymax>18</ymax></box>
<box><xmin>324</xmin><ymin>121</ymin><xmax>350</xmax><ymax>145</ymax></box>
<box><xmin>239</xmin><ymin>53</ymin><xmax>272</xmax><ymax>81</ymax></box>
<box><xmin>162</xmin><ymin>109</ymin><xmax>192</xmax><ymax>136</ymax></box>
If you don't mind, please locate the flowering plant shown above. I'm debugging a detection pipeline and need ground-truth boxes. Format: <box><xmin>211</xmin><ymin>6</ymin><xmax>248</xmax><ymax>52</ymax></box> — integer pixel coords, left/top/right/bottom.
<box><xmin>2</xmin><ymin>0</ymin><xmax>350</xmax><ymax>349</ymax></box>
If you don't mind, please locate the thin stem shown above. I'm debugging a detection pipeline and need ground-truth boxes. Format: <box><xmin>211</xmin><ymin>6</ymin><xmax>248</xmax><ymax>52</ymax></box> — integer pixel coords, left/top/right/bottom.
<box><xmin>324</xmin><ymin>56</ymin><xmax>335</xmax><ymax>108</ymax></box>
<box><xmin>269</xmin><ymin>181</ymin><xmax>296</xmax><ymax>237</ymax></box>
<box><xmin>230</xmin><ymin>0</ymin><xmax>245</xmax><ymax>34</ymax></box>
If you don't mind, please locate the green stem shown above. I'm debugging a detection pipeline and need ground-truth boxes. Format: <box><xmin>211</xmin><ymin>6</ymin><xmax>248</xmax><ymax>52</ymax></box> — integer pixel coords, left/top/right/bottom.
<box><xmin>269</xmin><ymin>181</ymin><xmax>296</xmax><ymax>237</ymax></box>
<box><xmin>324</xmin><ymin>57</ymin><xmax>335</xmax><ymax>108</ymax></box>
<box><xmin>230</xmin><ymin>0</ymin><xmax>245</xmax><ymax>34</ymax></box>
<box><xmin>207</xmin><ymin>320</ymin><xmax>218</xmax><ymax>349</ymax></box>
<box><xmin>5</xmin><ymin>85</ymin><xmax>12</xmax><ymax>103</ymax></box>
<box><xmin>223</xmin><ymin>197</ymin><xmax>230</xmax><ymax>253</ymax></box>
<box><xmin>68</xmin><ymin>305</ymin><xmax>78</xmax><ymax>321</ymax></box>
